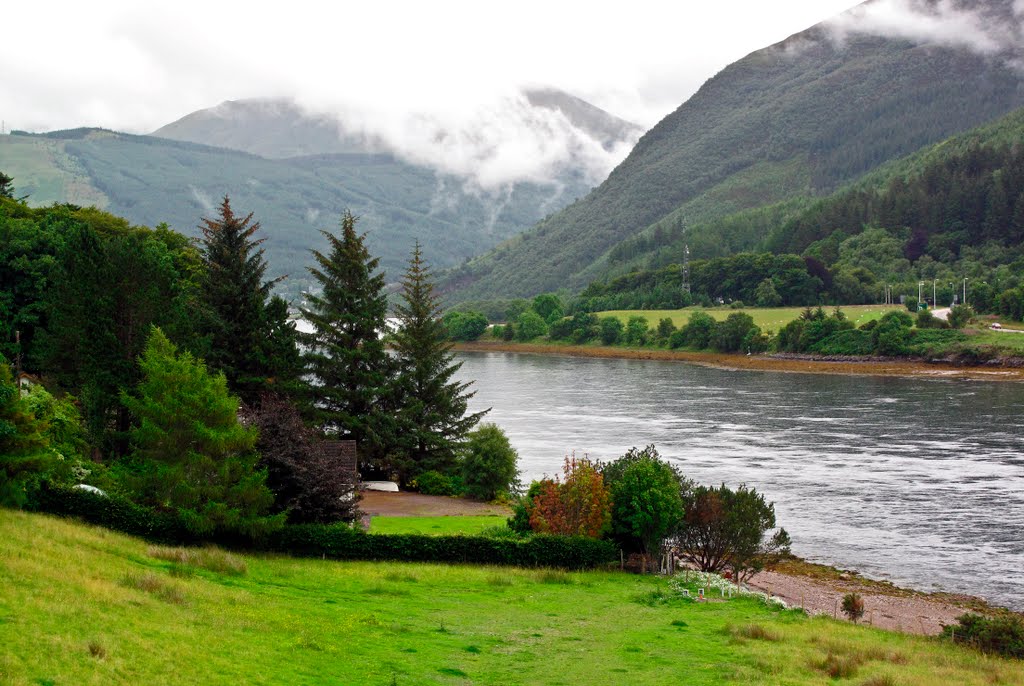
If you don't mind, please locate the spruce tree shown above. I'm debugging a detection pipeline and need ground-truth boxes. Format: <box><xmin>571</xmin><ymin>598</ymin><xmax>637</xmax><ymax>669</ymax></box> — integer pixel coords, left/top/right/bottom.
<box><xmin>198</xmin><ymin>196</ymin><xmax>298</xmax><ymax>405</ymax></box>
<box><xmin>391</xmin><ymin>241</ymin><xmax>487</xmax><ymax>483</ymax></box>
<box><xmin>120</xmin><ymin>328</ymin><xmax>278</xmax><ymax>536</ymax></box>
<box><xmin>300</xmin><ymin>211</ymin><xmax>393</xmax><ymax>461</ymax></box>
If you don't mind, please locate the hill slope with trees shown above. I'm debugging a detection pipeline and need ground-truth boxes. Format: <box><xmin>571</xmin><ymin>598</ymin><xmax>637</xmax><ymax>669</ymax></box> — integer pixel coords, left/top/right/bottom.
<box><xmin>443</xmin><ymin>1</ymin><xmax>1024</xmax><ymax>301</ymax></box>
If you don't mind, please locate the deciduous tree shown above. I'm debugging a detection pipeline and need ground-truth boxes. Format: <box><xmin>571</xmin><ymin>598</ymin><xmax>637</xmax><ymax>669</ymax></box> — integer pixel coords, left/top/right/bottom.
<box><xmin>529</xmin><ymin>455</ymin><xmax>611</xmax><ymax>538</ymax></box>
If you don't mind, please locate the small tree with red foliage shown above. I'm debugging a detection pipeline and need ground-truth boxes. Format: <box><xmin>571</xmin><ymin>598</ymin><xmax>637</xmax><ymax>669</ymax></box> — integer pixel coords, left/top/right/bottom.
<box><xmin>528</xmin><ymin>454</ymin><xmax>611</xmax><ymax>538</ymax></box>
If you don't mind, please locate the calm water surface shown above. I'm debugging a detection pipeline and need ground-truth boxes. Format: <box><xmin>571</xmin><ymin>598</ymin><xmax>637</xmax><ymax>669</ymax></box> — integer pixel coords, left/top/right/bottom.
<box><xmin>454</xmin><ymin>351</ymin><xmax>1024</xmax><ymax>609</ymax></box>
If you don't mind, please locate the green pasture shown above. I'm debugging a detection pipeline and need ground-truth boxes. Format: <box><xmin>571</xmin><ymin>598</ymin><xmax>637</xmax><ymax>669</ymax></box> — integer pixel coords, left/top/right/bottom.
<box><xmin>2</xmin><ymin>511</ymin><xmax>1021</xmax><ymax>685</ymax></box>
<box><xmin>597</xmin><ymin>305</ymin><xmax>901</xmax><ymax>334</ymax></box>
<box><xmin>370</xmin><ymin>515</ymin><xmax>509</xmax><ymax>536</ymax></box>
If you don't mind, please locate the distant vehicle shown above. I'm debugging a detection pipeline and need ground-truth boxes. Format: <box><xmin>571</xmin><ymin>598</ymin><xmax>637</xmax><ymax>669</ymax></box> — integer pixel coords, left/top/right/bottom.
<box><xmin>73</xmin><ymin>484</ymin><xmax>107</xmax><ymax>497</ymax></box>
<box><xmin>990</xmin><ymin>323</ymin><xmax>1003</xmax><ymax>330</ymax></box>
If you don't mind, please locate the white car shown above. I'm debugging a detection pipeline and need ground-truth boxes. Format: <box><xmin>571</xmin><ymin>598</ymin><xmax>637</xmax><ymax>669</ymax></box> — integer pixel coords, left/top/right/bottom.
<box><xmin>990</xmin><ymin>323</ymin><xmax>1003</xmax><ymax>330</ymax></box>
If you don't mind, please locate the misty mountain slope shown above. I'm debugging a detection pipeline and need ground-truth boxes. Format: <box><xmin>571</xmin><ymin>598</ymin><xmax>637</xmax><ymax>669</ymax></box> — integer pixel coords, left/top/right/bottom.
<box><xmin>0</xmin><ymin>129</ymin><xmax>587</xmax><ymax>297</ymax></box>
<box><xmin>151</xmin><ymin>98</ymin><xmax>384</xmax><ymax>159</ymax></box>
<box><xmin>522</xmin><ymin>87</ymin><xmax>645</xmax><ymax>151</ymax></box>
<box><xmin>443</xmin><ymin>5</ymin><xmax>1024</xmax><ymax>302</ymax></box>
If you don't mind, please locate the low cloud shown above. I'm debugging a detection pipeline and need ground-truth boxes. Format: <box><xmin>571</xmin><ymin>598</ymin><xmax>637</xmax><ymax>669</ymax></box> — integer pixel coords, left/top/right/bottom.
<box><xmin>291</xmin><ymin>89</ymin><xmax>640</xmax><ymax>191</ymax></box>
<box><xmin>826</xmin><ymin>0</ymin><xmax>1023</xmax><ymax>57</ymax></box>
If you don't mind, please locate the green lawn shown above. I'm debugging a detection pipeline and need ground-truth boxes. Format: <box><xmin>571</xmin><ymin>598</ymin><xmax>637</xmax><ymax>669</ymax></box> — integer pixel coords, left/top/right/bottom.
<box><xmin>598</xmin><ymin>305</ymin><xmax>901</xmax><ymax>334</ymax></box>
<box><xmin>3</xmin><ymin>511</ymin><xmax>1022</xmax><ymax>685</ymax></box>
<box><xmin>370</xmin><ymin>515</ymin><xmax>509</xmax><ymax>536</ymax></box>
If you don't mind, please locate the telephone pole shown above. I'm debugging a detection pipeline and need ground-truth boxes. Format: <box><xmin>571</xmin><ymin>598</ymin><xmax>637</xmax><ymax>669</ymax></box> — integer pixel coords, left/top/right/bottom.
<box><xmin>680</xmin><ymin>221</ymin><xmax>691</xmax><ymax>297</ymax></box>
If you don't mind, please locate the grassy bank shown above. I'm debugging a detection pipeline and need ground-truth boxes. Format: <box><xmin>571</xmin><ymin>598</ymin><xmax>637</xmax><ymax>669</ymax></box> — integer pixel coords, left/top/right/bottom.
<box><xmin>598</xmin><ymin>305</ymin><xmax>900</xmax><ymax>332</ymax></box>
<box><xmin>3</xmin><ymin>510</ymin><xmax>1023</xmax><ymax>685</ymax></box>
<box><xmin>370</xmin><ymin>515</ymin><xmax>508</xmax><ymax>536</ymax></box>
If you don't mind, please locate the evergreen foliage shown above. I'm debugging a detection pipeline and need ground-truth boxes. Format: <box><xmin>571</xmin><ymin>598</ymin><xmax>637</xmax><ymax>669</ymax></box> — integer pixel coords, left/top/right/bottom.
<box><xmin>391</xmin><ymin>242</ymin><xmax>487</xmax><ymax>483</ymax></box>
<box><xmin>119</xmin><ymin>328</ymin><xmax>278</xmax><ymax>536</ymax></box>
<box><xmin>197</xmin><ymin>196</ymin><xmax>299</xmax><ymax>404</ymax></box>
<box><xmin>35</xmin><ymin>218</ymin><xmax>197</xmax><ymax>454</ymax></box>
<box><xmin>0</xmin><ymin>363</ymin><xmax>51</xmax><ymax>506</ymax></box>
<box><xmin>300</xmin><ymin>211</ymin><xmax>393</xmax><ymax>461</ymax></box>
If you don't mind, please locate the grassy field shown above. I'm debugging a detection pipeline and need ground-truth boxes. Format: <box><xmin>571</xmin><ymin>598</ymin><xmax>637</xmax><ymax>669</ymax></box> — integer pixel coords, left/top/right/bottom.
<box><xmin>3</xmin><ymin>511</ymin><xmax>1023</xmax><ymax>685</ymax></box>
<box><xmin>598</xmin><ymin>305</ymin><xmax>901</xmax><ymax>334</ymax></box>
<box><xmin>370</xmin><ymin>515</ymin><xmax>509</xmax><ymax>536</ymax></box>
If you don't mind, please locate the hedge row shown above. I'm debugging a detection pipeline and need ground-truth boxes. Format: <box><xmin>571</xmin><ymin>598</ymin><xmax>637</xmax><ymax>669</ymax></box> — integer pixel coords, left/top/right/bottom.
<box><xmin>31</xmin><ymin>484</ymin><xmax>618</xmax><ymax>570</ymax></box>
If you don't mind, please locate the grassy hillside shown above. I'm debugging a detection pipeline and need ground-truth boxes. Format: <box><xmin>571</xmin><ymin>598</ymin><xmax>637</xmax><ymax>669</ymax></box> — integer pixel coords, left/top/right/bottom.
<box><xmin>443</xmin><ymin>10</ymin><xmax>1024</xmax><ymax>302</ymax></box>
<box><xmin>3</xmin><ymin>510</ymin><xmax>1022</xmax><ymax>685</ymax></box>
<box><xmin>0</xmin><ymin>130</ymin><xmax>589</xmax><ymax>297</ymax></box>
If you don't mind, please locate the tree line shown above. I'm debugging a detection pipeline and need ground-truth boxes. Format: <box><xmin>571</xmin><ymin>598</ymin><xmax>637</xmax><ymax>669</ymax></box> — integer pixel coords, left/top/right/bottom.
<box><xmin>1</xmin><ymin>184</ymin><xmax>507</xmax><ymax>532</ymax></box>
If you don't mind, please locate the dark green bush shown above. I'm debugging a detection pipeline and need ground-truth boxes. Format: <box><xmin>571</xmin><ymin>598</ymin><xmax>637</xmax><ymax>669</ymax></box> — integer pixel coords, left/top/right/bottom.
<box><xmin>413</xmin><ymin>470</ymin><xmax>462</xmax><ymax>496</ymax></box>
<box><xmin>942</xmin><ymin>613</ymin><xmax>1024</xmax><ymax>659</ymax></box>
<box><xmin>808</xmin><ymin>330</ymin><xmax>874</xmax><ymax>356</ymax></box>
<box><xmin>33</xmin><ymin>483</ymin><xmax>616</xmax><ymax>569</ymax></box>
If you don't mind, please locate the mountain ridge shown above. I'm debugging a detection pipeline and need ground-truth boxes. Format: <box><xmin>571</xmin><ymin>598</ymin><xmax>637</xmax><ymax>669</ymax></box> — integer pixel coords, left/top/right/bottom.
<box><xmin>441</xmin><ymin>4</ymin><xmax>1024</xmax><ymax>303</ymax></box>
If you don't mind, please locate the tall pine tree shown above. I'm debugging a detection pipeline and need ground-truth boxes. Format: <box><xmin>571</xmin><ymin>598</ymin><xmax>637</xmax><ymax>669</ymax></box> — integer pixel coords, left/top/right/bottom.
<box><xmin>198</xmin><ymin>197</ymin><xmax>299</xmax><ymax>405</ymax></box>
<box><xmin>391</xmin><ymin>241</ymin><xmax>487</xmax><ymax>484</ymax></box>
<box><xmin>300</xmin><ymin>211</ymin><xmax>393</xmax><ymax>463</ymax></box>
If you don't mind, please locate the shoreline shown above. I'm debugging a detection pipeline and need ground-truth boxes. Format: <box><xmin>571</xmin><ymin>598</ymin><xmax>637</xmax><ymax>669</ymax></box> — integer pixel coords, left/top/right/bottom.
<box><xmin>452</xmin><ymin>340</ymin><xmax>1024</xmax><ymax>382</ymax></box>
<box><xmin>359</xmin><ymin>491</ymin><xmax>1018</xmax><ymax>635</ymax></box>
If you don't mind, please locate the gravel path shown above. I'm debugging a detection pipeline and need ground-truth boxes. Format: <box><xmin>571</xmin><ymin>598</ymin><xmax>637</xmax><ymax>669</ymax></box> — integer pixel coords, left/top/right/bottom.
<box><xmin>746</xmin><ymin>569</ymin><xmax>975</xmax><ymax>635</ymax></box>
<box><xmin>360</xmin><ymin>491</ymin><xmax>511</xmax><ymax>517</ymax></box>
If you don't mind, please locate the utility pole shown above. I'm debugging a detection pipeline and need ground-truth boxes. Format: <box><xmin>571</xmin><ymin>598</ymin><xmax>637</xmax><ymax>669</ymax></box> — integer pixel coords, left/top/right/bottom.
<box><xmin>932</xmin><ymin>279</ymin><xmax>937</xmax><ymax>308</ymax></box>
<box><xmin>963</xmin><ymin>278</ymin><xmax>968</xmax><ymax>307</ymax></box>
<box><xmin>918</xmin><ymin>281</ymin><xmax>924</xmax><ymax>306</ymax></box>
<box><xmin>680</xmin><ymin>222</ymin><xmax>691</xmax><ymax>298</ymax></box>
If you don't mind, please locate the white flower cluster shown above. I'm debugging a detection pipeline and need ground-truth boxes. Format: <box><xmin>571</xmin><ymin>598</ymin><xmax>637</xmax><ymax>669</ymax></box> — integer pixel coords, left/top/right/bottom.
<box><xmin>669</xmin><ymin>570</ymin><xmax>789</xmax><ymax>610</ymax></box>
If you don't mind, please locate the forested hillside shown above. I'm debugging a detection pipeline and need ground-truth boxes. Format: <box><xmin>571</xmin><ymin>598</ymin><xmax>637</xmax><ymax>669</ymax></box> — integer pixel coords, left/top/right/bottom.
<box><xmin>572</xmin><ymin>107</ymin><xmax>1024</xmax><ymax>312</ymax></box>
<box><xmin>0</xmin><ymin>129</ymin><xmax>588</xmax><ymax>296</ymax></box>
<box><xmin>443</xmin><ymin>2</ymin><xmax>1024</xmax><ymax>302</ymax></box>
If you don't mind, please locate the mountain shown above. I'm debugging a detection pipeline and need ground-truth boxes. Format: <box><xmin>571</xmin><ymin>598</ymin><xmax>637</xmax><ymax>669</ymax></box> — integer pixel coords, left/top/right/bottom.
<box><xmin>152</xmin><ymin>98</ymin><xmax>384</xmax><ymax>159</ymax></box>
<box><xmin>150</xmin><ymin>89</ymin><xmax>643</xmax><ymax>169</ymax></box>
<box><xmin>572</xmin><ymin>105</ymin><xmax>1024</xmax><ymax>312</ymax></box>
<box><xmin>442</xmin><ymin>0</ymin><xmax>1024</xmax><ymax>303</ymax></box>
<box><xmin>0</xmin><ymin>89</ymin><xmax>644</xmax><ymax>298</ymax></box>
<box><xmin>0</xmin><ymin>128</ymin><xmax>587</xmax><ymax>299</ymax></box>
<box><xmin>522</xmin><ymin>87</ymin><xmax>645</xmax><ymax>152</ymax></box>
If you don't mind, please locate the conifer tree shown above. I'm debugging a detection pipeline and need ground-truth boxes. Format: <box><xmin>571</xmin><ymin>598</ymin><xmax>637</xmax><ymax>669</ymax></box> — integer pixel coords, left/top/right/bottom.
<box><xmin>300</xmin><ymin>211</ymin><xmax>393</xmax><ymax>460</ymax></box>
<box><xmin>120</xmin><ymin>328</ymin><xmax>277</xmax><ymax>535</ymax></box>
<box><xmin>390</xmin><ymin>241</ymin><xmax>487</xmax><ymax>483</ymax></box>
<box><xmin>198</xmin><ymin>196</ymin><xmax>298</xmax><ymax>405</ymax></box>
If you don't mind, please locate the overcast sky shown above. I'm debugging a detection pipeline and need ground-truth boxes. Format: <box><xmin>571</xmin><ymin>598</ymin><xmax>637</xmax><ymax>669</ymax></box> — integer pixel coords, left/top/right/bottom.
<box><xmin>3</xmin><ymin>0</ymin><xmax>862</xmax><ymax>134</ymax></box>
<box><xmin>5</xmin><ymin>0</ymin><xmax>1020</xmax><ymax>189</ymax></box>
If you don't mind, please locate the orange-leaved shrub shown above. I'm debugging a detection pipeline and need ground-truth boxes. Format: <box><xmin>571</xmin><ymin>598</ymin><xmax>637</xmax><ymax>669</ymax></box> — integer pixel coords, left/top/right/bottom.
<box><xmin>528</xmin><ymin>455</ymin><xmax>611</xmax><ymax>538</ymax></box>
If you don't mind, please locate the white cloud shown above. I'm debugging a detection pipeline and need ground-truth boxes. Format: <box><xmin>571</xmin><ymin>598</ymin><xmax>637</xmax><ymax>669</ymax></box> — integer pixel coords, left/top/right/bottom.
<box><xmin>827</xmin><ymin>0</ymin><xmax>1023</xmax><ymax>56</ymax></box>
<box><xmin>0</xmin><ymin>0</ymin><xmax>859</xmax><ymax>188</ymax></box>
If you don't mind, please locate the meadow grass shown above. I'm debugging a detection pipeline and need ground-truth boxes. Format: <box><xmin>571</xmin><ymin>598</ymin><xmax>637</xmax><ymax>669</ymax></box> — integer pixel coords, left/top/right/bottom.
<box><xmin>369</xmin><ymin>515</ymin><xmax>509</xmax><ymax>536</ymax></box>
<box><xmin>598</xmin><ymin>305</ymin><xmax>900</xmax><ymax>334</ymax></box>
<box><xmin>1</xmin><ymin>510</ymin><xmax>1022</xmax><ymax>685</ymax></box>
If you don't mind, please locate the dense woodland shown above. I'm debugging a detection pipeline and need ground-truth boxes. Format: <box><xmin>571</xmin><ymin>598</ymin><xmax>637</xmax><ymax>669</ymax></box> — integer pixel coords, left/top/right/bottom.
<box><xmin>563</xmin><ymin>110</ymin><xmax>1024</xmax><ymax>316</ymax></box>
<box><xmin>0</xmin><ymin>184</ymin><xmax>502</xmax><ymax>534</ymax></box>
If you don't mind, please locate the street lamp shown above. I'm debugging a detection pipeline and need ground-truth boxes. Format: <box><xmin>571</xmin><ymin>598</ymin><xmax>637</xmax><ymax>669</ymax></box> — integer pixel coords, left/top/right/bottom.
<box><xmin>918</xmin><ymin>281</ymin><xmax>924</xmax><ymax>305</ymax></box>
<box><xmin>933</xmin><ymin>279</ymin><xmax>937</xmax><ymax>307</ymax></box>
<box><xmin>963</xmin><ymin>278</ymin><xmax>968</xmax><ymax>307</ymax></box>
